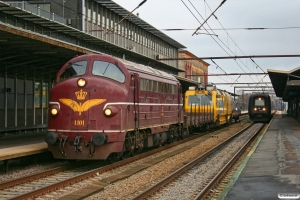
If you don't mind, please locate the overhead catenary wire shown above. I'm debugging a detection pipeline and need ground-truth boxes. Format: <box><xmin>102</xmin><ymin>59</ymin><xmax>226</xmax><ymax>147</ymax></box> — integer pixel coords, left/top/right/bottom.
<box><xmin>161</xmin><ymin>27</ymin><xmax>300</xmax><ymax>31</ymax></box>
<box><xmin>180</xmin><ymin>0</ymin><xmax>231</xmax><ymax>84</ymax></box>
<box><xmin>203</xmin><ymin>0</ymin><xmax>264</xmax><ymax>77</ymax></box>
<box><xmin>182</xmin><ymin>0</ymin><xmax>258</xmax><ymax>84</ymax></box>
<box><xmin>203</xmin><ymin>1</ymin><xmax>266</xmax><ymax>88</ymax></box>
<box><xmin>192</xmin><ymin>0</ymin><xmax>227</xmax><ymax>36</ymax></box>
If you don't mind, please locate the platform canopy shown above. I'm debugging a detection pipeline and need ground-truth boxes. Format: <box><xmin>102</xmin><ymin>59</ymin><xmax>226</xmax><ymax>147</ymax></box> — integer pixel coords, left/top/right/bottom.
<box><xmin>268</xmin><ymin>67</ymin><xmax>300</xmax><ymax>101</ymax></box>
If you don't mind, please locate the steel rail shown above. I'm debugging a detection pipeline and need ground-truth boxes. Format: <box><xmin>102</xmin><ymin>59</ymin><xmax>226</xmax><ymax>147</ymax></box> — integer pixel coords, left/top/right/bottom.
<box><xmin>131</xmin><ymin>123</ymin><xmax>253</xmax><ymax>200</ymax></box>
<box><xmin>5</xmin><ymin>115</ymin><xmax>248</xmax><ymax>199</ymax></box>
<box><xmin>0</xmin><ymin>164</ymin><xmax>76</xmax><ymax>190</ymax></box>
<box><xmin>10</xmin><ymin>135</ymin><xmax>200</xmax><ymax>200</ymax></box>
<box><xmin>194</xmin><ymin>123</ymin><xmax>265</xmax><ymax>199</ymax></box>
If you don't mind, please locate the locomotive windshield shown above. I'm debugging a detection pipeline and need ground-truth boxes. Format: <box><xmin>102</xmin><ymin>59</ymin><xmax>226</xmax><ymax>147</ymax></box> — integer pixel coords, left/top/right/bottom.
<box><xmin>58</xmin><ymin>60</ymin><xmax>87</xmax><ymax>82</ymax></box>
<box><xmin>254</xmin><ymin>97</ymin><xmax>265</xmax><ymax>106</ymax></box>
<box><xmin>188</xmin><ymin>95</ymin><xmax>211</xmax><ymax>106</ymax></box>
<box><xmin>92</xmin><ymin>60</ymin><xmax>125</xmax><ymax>83</ymax></box>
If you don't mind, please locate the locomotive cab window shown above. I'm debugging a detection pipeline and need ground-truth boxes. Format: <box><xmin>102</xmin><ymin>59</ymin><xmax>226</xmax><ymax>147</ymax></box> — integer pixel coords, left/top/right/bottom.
<box><xmin>59</xmin><ymin>60</ymin><xmax>87</xmax><ymax>82</ymax></box>
<box><xmin>255</xmin><ymin>98</ymin><xmax>265</xmax><ymax>106</ymax></box>
<box><xmin>188</xmin><ymin>95</ymin><xmax>211</xmax><ymax>106</ymax></box>
<box><xmin>92</xmin><ymin>61</ymin><xmax>125</xmax><ymax>83</ymax></box>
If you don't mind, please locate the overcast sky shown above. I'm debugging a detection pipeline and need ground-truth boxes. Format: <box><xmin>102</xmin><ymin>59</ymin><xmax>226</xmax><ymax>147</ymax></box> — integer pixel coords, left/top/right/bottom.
<box><xmin>113</xmin><ymin>0</ymin><xmax>300</xmax><ymax>94</ymax></box>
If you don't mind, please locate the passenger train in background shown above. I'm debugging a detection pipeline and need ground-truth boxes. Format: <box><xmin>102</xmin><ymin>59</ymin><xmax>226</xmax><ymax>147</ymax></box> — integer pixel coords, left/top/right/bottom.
<box><xmin>45</xmin><ymin>54</ymin><xmax>236</xmax><ymax>162</ymax></box>
<box><xmin>248</xmin><ymin>93</ymin><xmax>276</xmax><ymax>123</ymax></box>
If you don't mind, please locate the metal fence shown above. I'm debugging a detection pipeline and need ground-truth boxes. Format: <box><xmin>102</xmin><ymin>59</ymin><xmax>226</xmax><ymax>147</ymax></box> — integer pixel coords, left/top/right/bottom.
<box><xmin>8</xmin><ymin>1</ymin><xmax>66</xmax><ymax>25</ymax></box>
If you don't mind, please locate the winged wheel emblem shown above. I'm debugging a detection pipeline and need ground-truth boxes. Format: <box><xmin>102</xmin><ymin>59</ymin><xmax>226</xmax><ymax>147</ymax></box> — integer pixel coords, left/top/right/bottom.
<box><xmin>59</xmin><ymin>99</ymin><xmax>106</xmax><ymax>115</ymax></box>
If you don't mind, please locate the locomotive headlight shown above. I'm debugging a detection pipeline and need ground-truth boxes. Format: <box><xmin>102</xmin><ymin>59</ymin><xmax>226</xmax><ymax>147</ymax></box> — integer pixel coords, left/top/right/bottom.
<box><xmin>254</xmin><ymin>108</ymin><xmax>257</xmax><ymax>111</ymax></box>
<box><xmin>77</xmin><ymin>78</ymin><xmax>86</xmax><ymax>87</ymax></box>
<box><xmin>262</xmin><ymin>107</ymin><xmax>266</xmax><ymax>111</ymax></box>
<box><xmin>103</xmin><ymin>106</ymin><xmax>118</xmax><ymax>117</ymax></box>
<box><xmin>50</xmin><ymin>104</ymin><xmax>60</xmax><ymax>116</ymax></box>
<box><xmin>51</xmin><ymin>108</ymin><xmax>58</xmax><ymax>115</ymax></box>
<box><xmin>104</xmin><ymin>108</ymin><xmax>112</xmax><ymax>116</ymax></box>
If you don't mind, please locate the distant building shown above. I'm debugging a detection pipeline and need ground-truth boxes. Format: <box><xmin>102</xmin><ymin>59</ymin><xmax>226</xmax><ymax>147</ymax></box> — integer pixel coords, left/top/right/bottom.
<box><xmin>178</xmin><ymin>50</ymin><xmax>209</xmax><ymax>84</ymax></box>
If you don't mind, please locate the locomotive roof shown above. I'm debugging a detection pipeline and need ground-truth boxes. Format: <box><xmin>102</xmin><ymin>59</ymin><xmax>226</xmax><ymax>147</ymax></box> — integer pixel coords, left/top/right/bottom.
<box><xmin>116</xmin><ymin>58</ymin><xmax>178</xmax><ymax>81</ymax></box>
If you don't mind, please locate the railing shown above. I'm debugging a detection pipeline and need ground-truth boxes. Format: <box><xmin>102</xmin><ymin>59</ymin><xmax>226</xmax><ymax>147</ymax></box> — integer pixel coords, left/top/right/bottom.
<box><xmin>8</xmin><ymin>1</ymin><xmax>66</xmax><ymax>25</ymax></box>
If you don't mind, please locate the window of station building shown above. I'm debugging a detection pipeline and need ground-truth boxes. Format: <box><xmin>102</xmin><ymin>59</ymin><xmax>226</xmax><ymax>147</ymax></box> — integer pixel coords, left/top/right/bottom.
<box><xmin>97</xmin><ymin>14</ymin><xmax>100</xmax><ymax>26</ymax></box>
<box><xmin>6</xmin><ymin>78</ymin><xmax>15</xmax><ymax>109</ymax></box>
<box><xmin>92</xmin><ymin>61</ymin><xmax>125</xmax><ymax>83</ymax></box>
<box><xmin>17</xmin><ymin>79</ymin><xmax>25</xmax><ymax>109</ymax></box>
<box><xmin>34</xmin><ymin>82</ymin><xmax>41</xmax><ymax>108</ymax></box>
<box><xmin>42</xmin><ymin>83</ymin><xmax>48</xmax><ymax>108</ymax></box>
<box><xmin>118</xmin><ymin>24</ymin><xmax>121</xmax><ymax>35</ymax></box>
<box><xmin>59</xmin><ymin>60</ymin><xmax>87</xmax><ymax>83</ymax></box>
<box><xmin>93</xmin><ymin>11</ymin><xmax>96</xmax><ymax>24</ymax></box>
<box><xmin>121</xmin><ymin>25</ymin><xmax>124</xmax><ymax>36</ymax></box>
<box><xmin>111</xmin><ymin>20</ymin><xmax>114</xmax><ymax>31</ymax></box>
<box><xmin>106</xmin><ymin>18</ymin><xmax>110</xmax><ymax>28</ymax></box>
<box><xmin>88</xmin><ymin>9</ymin><xmax>91</xmax><ymax>21</ymax></box>
<box><xmin>26</xmin><ymin>80</ymin><xmax>34</xmax><ymax>109</ymax></box>
<box><xmin>102</xmin><ymin>16</ymin><xmax>105</xmax><ymax>28</ymax></box>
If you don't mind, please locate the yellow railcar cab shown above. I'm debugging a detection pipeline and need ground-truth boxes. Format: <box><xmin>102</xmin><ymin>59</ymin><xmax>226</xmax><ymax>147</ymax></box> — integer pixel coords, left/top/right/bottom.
<box><xmin>184</xmin><ymin>84</ymin><xmax>233</xmax><ymax>126</ymax></box>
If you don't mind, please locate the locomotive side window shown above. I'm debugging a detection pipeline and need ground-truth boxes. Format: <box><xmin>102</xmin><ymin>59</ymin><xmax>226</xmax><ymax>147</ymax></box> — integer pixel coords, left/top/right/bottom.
<box><xmin>140</xmin><ymin>78</ymin><xmax>177</xmax><ymax>94</ymax></box>
<box><xmin>92</xmin><ymin>61</ymin><xmax>125</xmax><ymax>83</ymax></box>
<box><xmin>59</xmin><ymin>60</ymin><xmax>87</xmax><ymax>82</ymax></box>
<box><xmin>188</xmin><ymin>95</ymin><xmax>211</xmax><ymax>106</ymax></box>
<box><xmin>255</xmin><ymin>98</ymin><xmax>265</xmax><ymax>106</ymax></box>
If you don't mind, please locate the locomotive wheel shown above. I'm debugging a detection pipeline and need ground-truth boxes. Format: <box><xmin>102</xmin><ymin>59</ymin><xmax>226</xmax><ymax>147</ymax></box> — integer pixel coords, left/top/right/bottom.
<box><xmin>107</xmin><ymin>153</ymin><xmax>121</xmax><ymax>164</ymax></box>
<box><xmin>182</xmin><ymin>128</ymin><xmax>189</xmax><ymax>138</ymax></box>
<box><xmin>121</xmin><ymin>151</ymin><xmax>131</xmax><ymax>160</ymax></box>
<box><xmin>205</xmin><ymin>124</ymin><xmax>210</xmax><ymax>131</ymax></box>
<box><xmin>188</xmin><ymin>127</ymin><xmax>194</xmax><ymax>135</ymax></box>
<box><xmin>178</xmin><ymin>127</ymin><xmax>184</xmax><ymax>140</ymax></box>
<box><xmin>174</xmin><ymin>127</ymin><xmax>179</xmax><ymax>141</ymax></box>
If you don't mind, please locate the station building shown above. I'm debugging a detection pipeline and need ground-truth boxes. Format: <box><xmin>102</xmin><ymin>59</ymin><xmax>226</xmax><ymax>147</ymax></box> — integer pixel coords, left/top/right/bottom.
<box><xmin>178</xmin><ymin>50</ymin><xmax>209</xmax><ymax>84</ymax></box>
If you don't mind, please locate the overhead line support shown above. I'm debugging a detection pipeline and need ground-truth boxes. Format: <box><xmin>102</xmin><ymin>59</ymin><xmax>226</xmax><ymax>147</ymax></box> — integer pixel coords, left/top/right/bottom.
<box><xmin>157</xmin><ymin>54</ymin><xmax>300</xmax><ymax>60</ymax></box>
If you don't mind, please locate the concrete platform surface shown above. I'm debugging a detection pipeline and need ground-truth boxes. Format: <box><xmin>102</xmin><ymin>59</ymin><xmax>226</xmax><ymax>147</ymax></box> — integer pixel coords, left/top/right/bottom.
<box><xmin>223</xmin><ymin>113</ymin><xmax>300</xmax><ymax>200</ymax></box>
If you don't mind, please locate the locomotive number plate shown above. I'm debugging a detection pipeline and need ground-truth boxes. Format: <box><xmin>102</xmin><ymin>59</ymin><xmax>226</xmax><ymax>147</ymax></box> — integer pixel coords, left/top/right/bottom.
<box><xmin>74</xmin><ymin>120</ymin><xmax>85</xmax><ymax>126</ymax></box>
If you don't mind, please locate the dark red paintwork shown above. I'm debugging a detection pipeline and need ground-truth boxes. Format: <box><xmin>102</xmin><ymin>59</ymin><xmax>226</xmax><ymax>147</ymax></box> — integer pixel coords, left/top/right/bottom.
<box><xmin>47</xmin><ymin>54</ymin><xmax>184</xmax><ymax>160</ymax></box>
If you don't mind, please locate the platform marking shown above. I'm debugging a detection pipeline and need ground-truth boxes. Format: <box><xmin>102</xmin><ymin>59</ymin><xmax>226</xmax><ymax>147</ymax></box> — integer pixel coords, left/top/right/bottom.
<box><xmin>217</xmin><ymin>120</ymin><xmax>273</xmax><ymax>200</ymax></box>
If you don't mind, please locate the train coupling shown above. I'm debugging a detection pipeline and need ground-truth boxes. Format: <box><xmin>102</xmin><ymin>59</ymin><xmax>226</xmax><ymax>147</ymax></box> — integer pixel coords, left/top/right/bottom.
<box><xmin>59</xmin><ymin>135</ymin><xmax>68</xmax><ymax>156</ymax></box>
<box><xmin>73</xmin><ymin>135</ymin><xmax>82</xmax><ymax>152</ymax></box>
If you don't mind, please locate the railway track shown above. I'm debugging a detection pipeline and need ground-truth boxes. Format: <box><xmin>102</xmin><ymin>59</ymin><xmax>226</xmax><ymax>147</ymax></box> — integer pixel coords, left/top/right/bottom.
<box><xmin>0</xmin><ymin>133</ymin><xmax>204</xmax><ymax>199</ymax></box>
<box><xmin>130</xmin><ymin>122</ymin><xmax>265</xmax><ymax>200</ymax></box>
<box><xmin>0</xmin><ymin>118</ymin><xmax>251</xmax><ymax>199</ymax></box>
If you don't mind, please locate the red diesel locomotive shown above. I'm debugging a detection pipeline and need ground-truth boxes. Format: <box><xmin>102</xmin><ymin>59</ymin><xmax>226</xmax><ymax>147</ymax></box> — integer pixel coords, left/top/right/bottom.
<box><xmin>45</xmin><ymin>54</ymin><xmax>188</xmax><ymax>161</ymax></box>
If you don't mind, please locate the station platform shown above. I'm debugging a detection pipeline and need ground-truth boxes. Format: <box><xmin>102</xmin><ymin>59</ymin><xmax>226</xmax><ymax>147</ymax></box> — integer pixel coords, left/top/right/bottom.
<box><xmin>0</xmin><ymin>132</ymin><xmax>47</xmax><ymax>172</ymax></box>
<box><xmin>221</xmin><ymin>111</ymin><xmax>300</xmax><ymax>200</ymax></box>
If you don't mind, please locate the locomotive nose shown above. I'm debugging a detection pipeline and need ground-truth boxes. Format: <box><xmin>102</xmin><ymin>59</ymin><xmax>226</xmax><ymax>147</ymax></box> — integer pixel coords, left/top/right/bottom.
<box><xmin>45</xmin><ymin>132</ymin><xmax>58</xmax><ymax>145</ymax></box>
